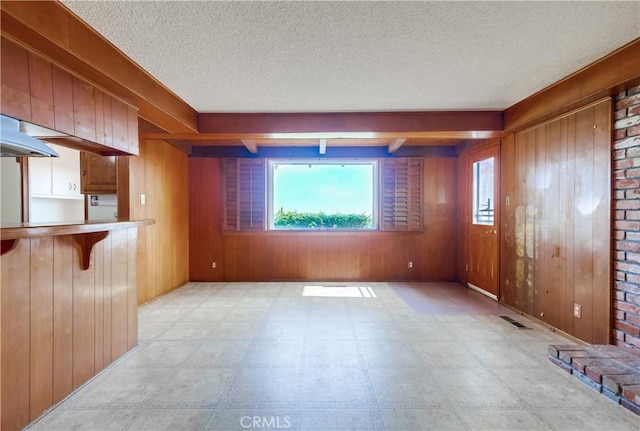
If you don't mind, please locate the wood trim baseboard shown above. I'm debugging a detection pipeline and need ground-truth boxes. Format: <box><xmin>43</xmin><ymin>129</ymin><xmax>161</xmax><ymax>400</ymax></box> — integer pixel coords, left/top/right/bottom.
<box><xmin>467</xmin><ymin>283</ymin><xmax>498</xmax><ymax>301</ymax></box>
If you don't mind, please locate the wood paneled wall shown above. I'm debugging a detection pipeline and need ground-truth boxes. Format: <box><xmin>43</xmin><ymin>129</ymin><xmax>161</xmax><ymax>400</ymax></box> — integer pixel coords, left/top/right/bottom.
<box><xmin>129</xmin><ymin>139</ymin><xmax>189</xmax><ymax>304</ymax></box>
<box><xmin>189</xmin><ymin>158</ymin><xmax>457</xmax><ymax>281</ymax></box>
<box><xmin>1</xmin><ymin>229</ymin><xmax>138</xmax><ymax>431</ymax></box>
<box><xmin>456</xmin><ymin>150</ymin><xmax>468</xmax><ymax>285</ymax></box>
<box><xmin>500</xmin><ymin>99</ymin><xmax>612</xmax><ymax>344</ymax></box>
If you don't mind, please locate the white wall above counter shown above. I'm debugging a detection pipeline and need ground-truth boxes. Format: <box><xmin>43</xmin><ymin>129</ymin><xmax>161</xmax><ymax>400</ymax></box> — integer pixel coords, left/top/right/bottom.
<box><xmin>87</xmin><ymin>193</ymin><xmax>117</xmax><ymax>221</ymax></box>
<box><xmin>0</xmin><ymin>157</ymin><xmax>22</xmax><ymax>224</ymax></box>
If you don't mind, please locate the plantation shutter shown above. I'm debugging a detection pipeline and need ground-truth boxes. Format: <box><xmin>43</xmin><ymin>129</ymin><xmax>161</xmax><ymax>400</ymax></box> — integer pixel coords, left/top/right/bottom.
<box><xmin>223</xmin><ymin>158</ymin><xmax>238</xmax><ymax>230</ymax></box>
<box><xmin>380</xmin><ymin>158</ymin><xmax>423</xmax><ymax>231</ymax></box>
<box><xmin>223</xmin><ymin>158</ymin><xmax>266</xmax><ymax>231</ymax></box>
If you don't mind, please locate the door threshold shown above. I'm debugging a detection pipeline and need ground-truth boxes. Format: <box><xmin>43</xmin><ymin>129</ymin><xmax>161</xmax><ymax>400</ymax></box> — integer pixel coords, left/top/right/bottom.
<box><xmin>467</xmin><ymin>283</ymin><xmax>498</xmax><ymax>301</ymax></box>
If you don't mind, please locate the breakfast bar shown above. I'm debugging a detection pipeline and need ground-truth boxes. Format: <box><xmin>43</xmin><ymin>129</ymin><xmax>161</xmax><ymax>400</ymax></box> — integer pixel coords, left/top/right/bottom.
<box><xmin>0</xmin><ymin>219</ymin><xmax>154</xmax><ymax>428</ymax></box>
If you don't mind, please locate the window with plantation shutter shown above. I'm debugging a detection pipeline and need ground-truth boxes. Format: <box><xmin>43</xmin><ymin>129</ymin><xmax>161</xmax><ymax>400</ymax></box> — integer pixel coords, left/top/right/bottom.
<box><xmin>380</xmin><ymin>158</ymin><xmax>423</xmax><ymax>231</ymax></box>
<box><xmin>223</xmin><ymin>157</ymin><xmax>422</xmax><ymax>232</ymax></box>
<box><xmin>223</xmin><ymin>158</ymin><xmax>266</xmax><ymax>231</ymax></box>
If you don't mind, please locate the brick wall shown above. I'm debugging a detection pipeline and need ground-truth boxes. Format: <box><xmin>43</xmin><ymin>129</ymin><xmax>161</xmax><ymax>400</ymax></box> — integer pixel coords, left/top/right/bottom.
<box><xmin>613</xmin><ymin>85</ymin><xmax>640</xmax><ymax>356</ymax></box>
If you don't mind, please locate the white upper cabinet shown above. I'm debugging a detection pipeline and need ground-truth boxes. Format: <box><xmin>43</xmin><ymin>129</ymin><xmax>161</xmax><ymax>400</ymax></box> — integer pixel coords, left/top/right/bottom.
<box><xmin>30</xmin><ymin>143</ymin><xmax>82</xmax><ymax>199</ymax></box>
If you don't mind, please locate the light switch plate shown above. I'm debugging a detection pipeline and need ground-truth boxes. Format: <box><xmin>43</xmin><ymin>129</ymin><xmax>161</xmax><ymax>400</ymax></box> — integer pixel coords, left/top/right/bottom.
<box><xmin>140</xmin><ymin>193</ymin><xmax>146</xmax><ymax>205</ymax></box>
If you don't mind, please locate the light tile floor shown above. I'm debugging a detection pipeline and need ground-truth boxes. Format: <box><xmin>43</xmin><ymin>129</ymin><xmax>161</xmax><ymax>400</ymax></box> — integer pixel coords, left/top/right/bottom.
<box><xmin>27</xmin><ymin>282</ymin><xmax>640</xmax><ymax>431</ymax></box>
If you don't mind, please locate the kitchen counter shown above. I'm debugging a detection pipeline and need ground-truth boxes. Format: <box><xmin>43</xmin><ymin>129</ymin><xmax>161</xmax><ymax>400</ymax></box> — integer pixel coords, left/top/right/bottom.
<box><xmin>1</xmin><ymin>219</ymin><xmax>154</xmax><ymax>269</ymax></box>
<box><xmin>1</xmin><ymin>219</ymin><xmax>154</xmax><ymax>239</ymax></box>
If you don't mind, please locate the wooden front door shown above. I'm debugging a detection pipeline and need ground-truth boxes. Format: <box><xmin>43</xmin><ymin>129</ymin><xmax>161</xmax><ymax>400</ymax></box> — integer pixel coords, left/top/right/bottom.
<box><xmin>467</xmin><ymin>143</ymin><xmax>500</xmax><ymax>298</ymax></box>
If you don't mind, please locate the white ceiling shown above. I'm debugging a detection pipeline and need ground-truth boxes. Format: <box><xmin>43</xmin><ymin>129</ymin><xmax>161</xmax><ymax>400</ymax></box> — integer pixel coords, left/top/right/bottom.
<box><xmin>62</xmin><ymin>1</ymin><xmax>639</xmax><ymax>113</ymax></box>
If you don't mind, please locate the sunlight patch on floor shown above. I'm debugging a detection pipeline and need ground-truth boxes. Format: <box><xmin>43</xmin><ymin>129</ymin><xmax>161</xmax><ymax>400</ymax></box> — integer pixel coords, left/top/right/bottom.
<box><xmin>302</xmin><ymin>285</ymin><xmax>377</xmax><ymax>298</ymax></box>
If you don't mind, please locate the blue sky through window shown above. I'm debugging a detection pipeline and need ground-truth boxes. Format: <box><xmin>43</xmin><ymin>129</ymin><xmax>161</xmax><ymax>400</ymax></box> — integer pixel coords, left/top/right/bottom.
<box><xmin>272</xmin><ymin>163</ymin><xmax>374</xmax><ymax>216</ymax></box>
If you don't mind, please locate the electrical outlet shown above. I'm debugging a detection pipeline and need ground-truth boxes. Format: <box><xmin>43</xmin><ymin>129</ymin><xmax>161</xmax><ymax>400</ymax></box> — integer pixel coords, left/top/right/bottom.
<box><xmin>408</xmin><ymin>261</ymin><xmax>413</xmax><ymax>269</ymax></box>
<box><xmin>573</xmin><ymin>303</ymin><xmax>582</xmax><ymax>318</ymax></box>
<box><xmin>212</xmin><ymin>261</ymin><xmax>217</xmax><ymax>269</ymax></box>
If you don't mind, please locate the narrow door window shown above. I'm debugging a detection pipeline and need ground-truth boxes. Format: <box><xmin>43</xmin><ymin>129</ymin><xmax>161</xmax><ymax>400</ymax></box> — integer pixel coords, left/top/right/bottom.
<box><xmin>472</xmin><ymin>157</ymin><xmax>494</xmax><ymax>225</ymax></box>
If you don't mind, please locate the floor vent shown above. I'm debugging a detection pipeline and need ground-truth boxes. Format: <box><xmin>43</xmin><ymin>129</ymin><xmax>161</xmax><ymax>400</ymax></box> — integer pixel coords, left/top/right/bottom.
<box><xmin>499</xmin><ymin>315</ymin><xmax>530</xmax><ymax>329</ymax></box>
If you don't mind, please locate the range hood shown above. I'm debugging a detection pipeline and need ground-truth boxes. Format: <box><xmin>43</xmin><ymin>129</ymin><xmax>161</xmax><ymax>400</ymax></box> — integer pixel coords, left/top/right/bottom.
<box><xmin>0</xmin><ymin>115</ymin><xmax>60</xmax><ymax>157</ymax></box>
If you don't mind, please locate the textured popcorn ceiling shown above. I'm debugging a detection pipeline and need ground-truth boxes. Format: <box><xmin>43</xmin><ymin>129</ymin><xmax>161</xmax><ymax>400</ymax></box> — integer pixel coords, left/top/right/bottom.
<box><xmin>62</xmin><ymin>1</ymin><xmax>640</xmax><ymax>113</ymax></box>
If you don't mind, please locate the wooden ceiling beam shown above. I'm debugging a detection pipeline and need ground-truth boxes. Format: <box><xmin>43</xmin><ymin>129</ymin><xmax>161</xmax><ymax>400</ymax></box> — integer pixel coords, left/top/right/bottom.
<box><xmin>141</xmin><ymin>130</ymin><xmax>501</xmax><ymax>142</ymax></box>
<box><xmin>388</xmin><ymin>139</ymin><xmax>407</xmax><ymax>154</ymax></box>
<box><xmin>241</xmin><ymin>139</ymin><xmax>258</xmax><ymax>154</ymax></box>
<box><xmin>1</xmin><ymin>1</ymin><xmax>198</xmax><ymax>134</ymax></box>
<box><xmin>198</xmin><ymin>111</ymin><xmax>503</xmax><ymax>134</ymax></box>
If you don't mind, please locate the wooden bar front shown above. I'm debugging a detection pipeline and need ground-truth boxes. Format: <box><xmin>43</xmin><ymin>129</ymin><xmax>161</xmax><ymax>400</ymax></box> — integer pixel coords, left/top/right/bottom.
<box><xmin>1</xmin><ymin>220</ymin><xmax>153</xmax><ymax>431</ymax></box>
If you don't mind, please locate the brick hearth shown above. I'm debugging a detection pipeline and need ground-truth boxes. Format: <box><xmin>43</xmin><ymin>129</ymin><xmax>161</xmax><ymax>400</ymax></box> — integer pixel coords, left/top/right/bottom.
<box><xmin>549</xmin><ymin>344</ymin><xmax>640</xmax><ymax>415</ymax></box>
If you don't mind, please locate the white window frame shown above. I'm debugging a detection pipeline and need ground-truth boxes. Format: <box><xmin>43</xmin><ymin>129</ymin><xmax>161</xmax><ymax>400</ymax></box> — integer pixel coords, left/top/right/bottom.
<box><xmin>267</xmin><ymin>159</ymin><xmax>379</xmax><ymax>231</ymax></box>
